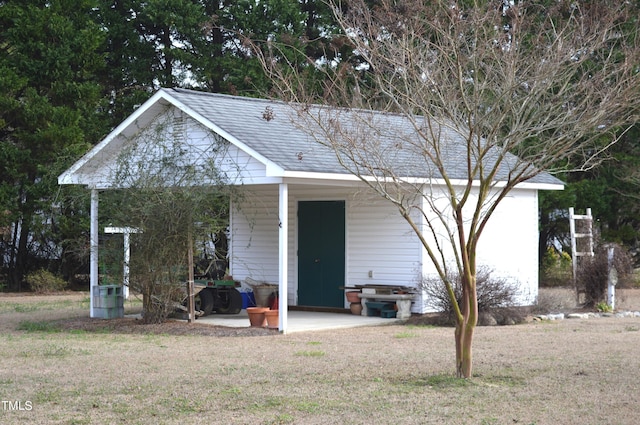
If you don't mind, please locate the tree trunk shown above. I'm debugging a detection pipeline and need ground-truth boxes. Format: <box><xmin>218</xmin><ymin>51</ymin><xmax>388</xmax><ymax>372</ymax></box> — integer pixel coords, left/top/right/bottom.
<box><xmin>455</xmin><ymin>273</ymin><xmax>478</xmax><ymax>378</ymax></box>
<box><xmin>455</xmin><ymin>320</ymin><xmax>476</xmax><ymax>378</ymax></box>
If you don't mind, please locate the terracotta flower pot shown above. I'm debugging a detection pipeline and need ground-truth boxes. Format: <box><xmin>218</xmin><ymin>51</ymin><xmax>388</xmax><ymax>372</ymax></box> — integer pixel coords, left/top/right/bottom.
<box><xmin>247</xmin><ymin>307</ymin><xmax>268</xmax><ymax>327</ymax></box>
<box><xmin>345</xmin><ymin>291</ymin><xmax>361</xmax><ymax>303</ymax></box>
<box><xmin>350</xmin><ymin>302</ymin><xmax>363</xmax><ymax>316</ymax></box>
<box><xmin>265</xmin><ymin>309</ymin><xmax>279</xmax><ymax>329</ymax></box>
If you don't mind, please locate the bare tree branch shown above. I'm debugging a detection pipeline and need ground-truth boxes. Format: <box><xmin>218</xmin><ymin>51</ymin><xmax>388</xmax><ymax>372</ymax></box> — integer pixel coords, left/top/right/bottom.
<box><xmin>251</xmin><ymin>0</ymin><xmax>640</xmax><ymax>378</ymax></box>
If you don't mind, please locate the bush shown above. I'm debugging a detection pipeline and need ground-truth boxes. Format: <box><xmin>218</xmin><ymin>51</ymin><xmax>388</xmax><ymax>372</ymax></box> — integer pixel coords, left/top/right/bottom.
<box><xmin>576</xmin><ymin>243</ymin><xmax>634</xmax><ymax>307</ymax></box>
<box><xmin>540</xmin><ymin>247</ymin><xmax>573</xmax><ymax>287</ymax></box>
<box><xmin>420</xmin><ymin>266</ymin><xmax>523</xmax><ymax>325</ymax></box>
<box><xmin>25</xmin><ymin>270</ymin><xmax>67</xmax><ymax>294</ymax></box>
<box><xmin>531</xmin><ymin>289</ymin><xmax>575</xmax><ymax>314</ymax></box>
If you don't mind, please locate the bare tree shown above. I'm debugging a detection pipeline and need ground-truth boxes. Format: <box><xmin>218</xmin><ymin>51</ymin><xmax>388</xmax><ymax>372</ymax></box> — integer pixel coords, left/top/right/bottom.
<box><xmin>105</xmin><ymin>110</ymin><xmax>237</xmax><ymax>323</ymax></box>
<box><xmin>253</xmin><ymin>0</ymin><xmax>640</xmax><ymax>378</ymax></box>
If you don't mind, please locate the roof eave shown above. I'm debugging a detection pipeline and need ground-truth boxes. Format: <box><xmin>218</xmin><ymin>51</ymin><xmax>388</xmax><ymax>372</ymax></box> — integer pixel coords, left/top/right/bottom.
<box><xmin>281</xmin><ymin>171</ymin><xmax>565</xmax><ymax>191</ymax></box>
<box><xmin>58</xmin><ymin>89</ymin><xmax>287</xmax><ymax>186</ymax></box>
<box><xmin>58</xmin><ymin>90</ymin><xmax>170</xmax><ymax>185</ymax></box>
<box><xmin>162</xmin><ymin>88</ymin><xmax>286</xmax><ymax>177</ymax></box>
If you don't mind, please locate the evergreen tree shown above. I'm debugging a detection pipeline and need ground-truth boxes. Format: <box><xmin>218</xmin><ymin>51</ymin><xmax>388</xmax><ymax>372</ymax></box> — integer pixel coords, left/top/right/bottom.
<box><xmin>0</xmin><ymin>0</ymin><xmax>105</xmax><ymax>289</ymax></box>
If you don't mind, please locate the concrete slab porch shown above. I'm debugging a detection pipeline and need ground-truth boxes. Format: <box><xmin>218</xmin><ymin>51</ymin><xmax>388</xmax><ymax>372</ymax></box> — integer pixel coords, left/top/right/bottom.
<box><xmin>189</xmin><ymin>310</ymin><xmax>403</xmax><ymax>333</ymax></box>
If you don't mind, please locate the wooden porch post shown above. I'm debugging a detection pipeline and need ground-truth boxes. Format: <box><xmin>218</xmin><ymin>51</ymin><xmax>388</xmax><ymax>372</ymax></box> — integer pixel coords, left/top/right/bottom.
<box><xmin>278</xmin><ymin>182</ymin><xmax>289</xmax><ymax>333</ymax></box>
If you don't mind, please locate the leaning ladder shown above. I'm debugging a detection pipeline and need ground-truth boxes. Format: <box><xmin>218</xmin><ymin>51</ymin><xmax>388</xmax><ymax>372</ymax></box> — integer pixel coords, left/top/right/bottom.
<box><xmin>569</xmin><ymin>207</ymin><xmax>594</xmax><ymax>303</ymax></box>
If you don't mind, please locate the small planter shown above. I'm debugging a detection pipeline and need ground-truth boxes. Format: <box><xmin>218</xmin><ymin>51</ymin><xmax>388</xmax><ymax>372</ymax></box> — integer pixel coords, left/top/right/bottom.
<box><xmin>247</xmin><ymin>307</ymin><xmax>268</xmax><ymax>327</ymax></box>
<box><xmin>254</xmin><ymin>285</ymin><xmax>278</xmax><ymax>307</ymax></box>
<box><xmin>264</xmin><ymin>309</ymin><xmax>279</xmax><ymax>329</ymax></box>
<box><xmin>345</xmin><ymin>291</ymin><xmax>361</xmax><ymax>303</ymax></box>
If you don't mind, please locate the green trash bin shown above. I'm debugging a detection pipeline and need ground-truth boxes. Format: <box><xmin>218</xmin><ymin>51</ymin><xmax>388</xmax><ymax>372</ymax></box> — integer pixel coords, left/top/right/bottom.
<box><xmin>93</xmin><ymin>285</ymin><xmax>124</xmax><ymax>319</ymax></box>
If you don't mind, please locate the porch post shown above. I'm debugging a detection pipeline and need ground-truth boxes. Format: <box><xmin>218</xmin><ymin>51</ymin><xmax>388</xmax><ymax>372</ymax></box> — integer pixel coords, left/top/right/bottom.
<box><xmin>278</xmin><ymin>182</ymin><xmax>288</xmax><ymax>333</ymax></box>
<box><xmin>104</xmin><ymin>226</ymin><xmax>140</xmax><ymax>300</ymax></box>
<box><xmin>90</xmin><ymin>189</ymin><xmax>99</xmax><ymax>318</ymax></box>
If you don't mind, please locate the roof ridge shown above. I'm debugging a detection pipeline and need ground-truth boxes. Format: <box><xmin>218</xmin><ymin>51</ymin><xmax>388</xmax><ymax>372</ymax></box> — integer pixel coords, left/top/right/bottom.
<box><xmin>166</xmin><ymin>87</ymin><xmax>282</xmax><ymax>105</ymax></box>
<box><xmin>165</xmin><ymin>87</ymin><xmax>420</xmax><ymax>121</ymax></box>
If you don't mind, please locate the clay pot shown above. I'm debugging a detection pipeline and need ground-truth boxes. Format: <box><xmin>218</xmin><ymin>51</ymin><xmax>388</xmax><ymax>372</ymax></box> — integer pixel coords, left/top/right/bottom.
<box><xmin>265</xmin><ymin>309</ymin><xmax>279</xmax><ymax>329</ymax></box>
<box><xmin>349</xmin><ymin>302</ymin><xmax>363</xmax><ymax>316</ymax></box>
<box><xmin>345</xmin><ymin>291</ymin><xmax>361</xmax><ymax>303</ymax></box>
<box><xmin>247</xmin><ymin>307</ymin><xmax>268</xmax><ymax>327</ymax></box>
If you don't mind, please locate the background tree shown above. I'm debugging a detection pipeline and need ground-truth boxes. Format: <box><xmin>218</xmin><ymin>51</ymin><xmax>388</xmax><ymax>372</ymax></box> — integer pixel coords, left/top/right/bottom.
<box><xmin>0</xmin><ymin>0</ymin><xmax>344</xmax><ymax>289</ymax></box>
<box><xmin>0</xmin><ymin>0</ymin><xmax>105</xmax><ymax>290</ymax></box>
<box><xmin>256</xmin><ymin>0</ymin><xmax>640</xmax><ymax>377</ymax></box>
<box><xmin>95</xmin><ymin>0</ymin><xmax>210</xmax><ymax>127</ymax></box>
<box><xmin>94</xmin><ymin>0</ymin><xmax>340</xmax><ymax>127</ymax></box>
<box><xmin>539</xmin><ymin>123</ymin><xmax>640</xmax><ymax>269</ymax></box>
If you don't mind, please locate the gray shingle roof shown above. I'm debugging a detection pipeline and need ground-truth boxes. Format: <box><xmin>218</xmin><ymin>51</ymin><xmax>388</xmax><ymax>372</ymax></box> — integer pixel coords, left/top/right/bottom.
<box><xmin>166</xmin><ymin>87</ymin><xmax>563</xmax><ymax>186</ymax></box>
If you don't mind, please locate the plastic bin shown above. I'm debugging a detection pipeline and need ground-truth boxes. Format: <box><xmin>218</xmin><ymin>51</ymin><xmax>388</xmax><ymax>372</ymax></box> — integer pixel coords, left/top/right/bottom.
<box><xmin>241</xmin><ymin>291</ymin><xmax>256</xmax><ymax>309</ymax></box>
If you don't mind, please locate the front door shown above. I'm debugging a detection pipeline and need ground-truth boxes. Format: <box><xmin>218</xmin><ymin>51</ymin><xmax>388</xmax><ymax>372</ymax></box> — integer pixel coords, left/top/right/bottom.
<box><xmin>297</xmin><ymin>201</ymin><xmax>345</xmax><ymax>308</ymax></box>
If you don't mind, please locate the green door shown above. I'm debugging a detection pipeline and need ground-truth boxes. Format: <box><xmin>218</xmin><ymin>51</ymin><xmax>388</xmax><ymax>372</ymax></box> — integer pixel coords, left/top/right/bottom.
<box><xmin>297</xmin><ymin>201</ymin><xmax>345</xmax><ymax>308</ymax></box>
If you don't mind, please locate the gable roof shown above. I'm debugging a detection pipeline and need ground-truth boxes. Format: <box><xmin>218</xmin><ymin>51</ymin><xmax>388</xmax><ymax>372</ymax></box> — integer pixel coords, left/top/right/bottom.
<box><xmin>59</xmin><ymin>87</ymin><xmax>564</xmax><ymax>189</ymax></box>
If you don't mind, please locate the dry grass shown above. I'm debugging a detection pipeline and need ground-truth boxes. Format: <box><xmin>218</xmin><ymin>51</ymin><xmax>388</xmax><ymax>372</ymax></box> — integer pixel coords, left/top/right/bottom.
<box><xmin>1</xmin><ymin>289</ymin><xmax>639</xmax><ymax>424</ymax></box>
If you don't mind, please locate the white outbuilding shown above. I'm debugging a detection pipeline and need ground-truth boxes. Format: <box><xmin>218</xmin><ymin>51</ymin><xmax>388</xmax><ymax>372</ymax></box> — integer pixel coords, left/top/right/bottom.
<box><xmin>58</xmin><ymin>88</ymin><xmax>564</xmax><ymax>331</ymax></box>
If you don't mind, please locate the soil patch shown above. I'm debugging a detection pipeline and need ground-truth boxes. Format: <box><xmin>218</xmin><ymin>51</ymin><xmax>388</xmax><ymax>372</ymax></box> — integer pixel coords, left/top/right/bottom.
<box><xmin>53</xmin><ymin>316</ymin><xmax>276</xmax><ymax>337</ymax></box>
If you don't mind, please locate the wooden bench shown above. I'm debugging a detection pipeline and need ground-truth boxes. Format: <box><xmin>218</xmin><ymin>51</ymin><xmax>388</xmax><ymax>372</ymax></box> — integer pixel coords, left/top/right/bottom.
<box><xmin>357</xmin><ymin>293</ymin><xmax>416</xmax><ymax>319</ymax></box>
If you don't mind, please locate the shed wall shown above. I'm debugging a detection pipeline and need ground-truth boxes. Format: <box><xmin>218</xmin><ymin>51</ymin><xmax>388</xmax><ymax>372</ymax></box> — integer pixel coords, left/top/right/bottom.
<box><xmin>230</xmin><ymin>184</ymin><xmax>539</xmax><ymax>313</ymax></box>
<box><xmin>418</xmin><ymin>187</ymin><xmax>540</xmax><ymax>312</ymax></box>
<box><xmin>229</xmin><ymin>185</ymin><xmax>422</xmax><ymax>308</ymax></box>
<box><xmin>477</xmin><ymin>188</ymin><xmax>539</xmax><ymax>305</ymax></box>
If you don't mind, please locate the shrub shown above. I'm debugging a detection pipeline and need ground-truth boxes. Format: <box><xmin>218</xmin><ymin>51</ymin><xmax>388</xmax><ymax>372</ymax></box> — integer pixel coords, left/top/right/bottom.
<box><xmin>576</xmin><ymin>243</ymin><xmax>634</xmax><ymax>307</ymax></box>
<box><xmin>540</xmin><ymin>247</ymin><xmax>573</xmax><ymax>287</ymax></box>
<box><xmin>531</xmin><ymin>289</ymin><xmax>575</xmax><ymax>314</ymax></box>
<box><xmin>420</xmin><ymin>266</ymin><xmax>523</xmax><ymax>325</ymax></box>
<box><xmin>25</xmin><ymin>270</ymin><xmax>67</xmax><ymax>294</ymax></box>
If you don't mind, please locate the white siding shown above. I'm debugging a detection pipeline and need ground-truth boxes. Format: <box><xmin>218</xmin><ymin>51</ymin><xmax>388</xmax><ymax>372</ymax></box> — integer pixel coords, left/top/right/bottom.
<box><xmin>418</xmin><ymin>187</ymin><xmax>540</xmax><ymax>312</ymax></box>
<box><xmin>346</xmin><ymin>192</ymin><xmax>422</xmax><ymax>288</ymax></box>
<box><xmin>183</xmin><ymin>114</ymin><xmax>267</xmax><ymax>184</ymax></box>
<box><xmin>477</xmin><ymin>188</ymin><xmax>539</xmax><ymax>305</ymax></box>
<box><xmin>230</xmin><ymin>183</ymin><xmax>540</xmax><ymax>313</ymax></box>
<box><xmin>74</xmin><ymin>107</ymin><xmax>268</xmax><ymax>188</ymax></box>
<box><xmin>229</xmin><ymin>186</ymin><xmax>281</xmax><ymax>284</ymax></box>
<box><xmin>230</xmin><ymin>184</ymin><xmax>423</xmax><ymax>308</ymax></box>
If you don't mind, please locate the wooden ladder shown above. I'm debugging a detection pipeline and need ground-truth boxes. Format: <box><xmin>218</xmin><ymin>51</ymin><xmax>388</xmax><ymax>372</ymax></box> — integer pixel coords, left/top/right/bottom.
<box><xmin>569</xmin><ymin>207</ymin><xmax>594</xmax><ymax>303</ymax></box>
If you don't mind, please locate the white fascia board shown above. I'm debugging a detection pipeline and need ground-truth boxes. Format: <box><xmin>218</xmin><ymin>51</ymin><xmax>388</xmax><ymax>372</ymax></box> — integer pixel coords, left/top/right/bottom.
<box><xmin>429</xmin><ymin>179</ymin><xmax>564</xmax><ymax>191</ymax></box>
<box><xmin>164</xmin><ymin>92</ymin><xmax>286</xmax><ymax>177</ymax></box>
<box><xmin>58</xmin><ymin>90</ymin><xmax>169</xmax><ymax>185</ymax></box>
<box><xmin>281</xmin><ymin>170</ymin><xmax>361</xmax><ymax>181</ymax></box>
<box><xmin>232</xmin><ymin>176</ymin><xmax>284</xmax><ymax>186</ymax></box>
<box><xmin>89</xmin><ymin>176</ymin><xmax>287</xmax><ymax>190</ymax></box>
<box><xmin>280</xmin><ymin>171</ymin><xmax>564</xmax><ymax>191</ymax></box>
<box><xmin>512</xmin><ymin>181</ymin><xmax>564</xmax><ymax>191</ymax></box>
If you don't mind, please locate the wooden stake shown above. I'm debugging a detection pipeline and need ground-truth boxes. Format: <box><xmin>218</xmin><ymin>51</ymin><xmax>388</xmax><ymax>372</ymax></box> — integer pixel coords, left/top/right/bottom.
<box><xmin>187</xmin><ymin>231</ymin><xmax>195</xmax><ymax>323</ymax></box>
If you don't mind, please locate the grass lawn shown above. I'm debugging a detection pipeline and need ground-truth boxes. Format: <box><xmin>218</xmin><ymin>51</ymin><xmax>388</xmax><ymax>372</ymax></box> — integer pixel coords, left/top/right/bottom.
<box><xmin>1</xmin><ymin>291</ymin><xmax>639</xmax><ymax>424</ymax></box>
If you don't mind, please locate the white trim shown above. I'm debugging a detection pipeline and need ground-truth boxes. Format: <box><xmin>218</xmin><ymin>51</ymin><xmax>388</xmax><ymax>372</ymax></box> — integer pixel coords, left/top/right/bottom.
<box><xmin>90</xmin><ymin>189</ymin><xmax>99</xmax><ymax>318</ymax></box>
<box><xmin>281</xmin><ymin>171</ymin><xmax>564</xmax><ymax>191</ymax></box>
<box><xmin>513</xmin><ymin>181</ymin><xmax>564</xmax><ymax>191</ymax></box>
